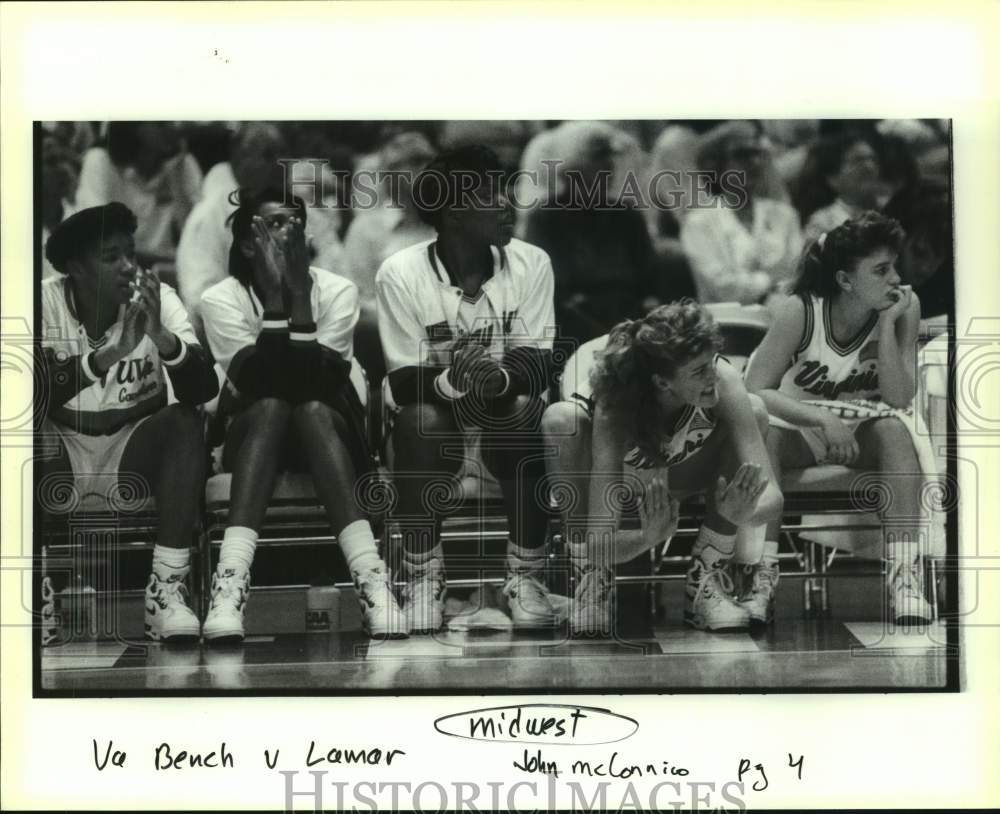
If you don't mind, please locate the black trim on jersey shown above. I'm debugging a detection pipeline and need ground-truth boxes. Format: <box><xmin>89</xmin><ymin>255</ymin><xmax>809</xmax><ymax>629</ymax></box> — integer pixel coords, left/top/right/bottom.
<box><xmin>164</xmin><ymin>343</ymin><xmax>220</xmax><ymax>405</ymax></box>
<box><xmin>823</xmin><ymin>296</ymin><xmax>877</xmax><ymax>356</ymax></box>
<box><xmin>794</xmin><ymin>293</ymin><xmax>815</xmax><ymax>361</ymax></box>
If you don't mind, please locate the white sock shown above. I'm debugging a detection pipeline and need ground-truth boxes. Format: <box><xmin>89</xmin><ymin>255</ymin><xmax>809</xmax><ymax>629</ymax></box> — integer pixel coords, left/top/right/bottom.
<box><xmin>219</xmin><ymin>526</ymin><xmax>257</xmax><ymax>574</ymax></box>
<box><xmin>692</xmin><ymin>526</ymin><xmax>737</xmax><ymax>568</ymax></box>
<box><xmin>762</xmin><ymin>540</ymin><xmax>779</xmax><ymax>567</ymax></box>
<box><xmin>152</xmin><ymin>545</ymin><xmax>190</xmax><ymax>580</ymax></box>
<box><xmin>403</xmin><ymin>544</ymin><xmax>444</xmax><ymax>578</ymax></box>
<box><xmin>507</xmin><ymin>540</ymin><xmax>545</xmax><ymax>575</ymax></box>
<box><xmin>733</xmin><ymin>523</ymin><xmax>766</xmax><ymax>564</ymax></box>
<box><xmin>338</xmin><ymin>520</ymin><xmax>382</xmax><ymax>574</ymax></box>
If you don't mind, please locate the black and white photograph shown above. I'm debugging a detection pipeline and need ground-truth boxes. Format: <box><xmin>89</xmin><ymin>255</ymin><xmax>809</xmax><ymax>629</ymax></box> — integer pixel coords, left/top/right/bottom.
<box><xmin>31</xmin><ymin>115</ymin><xmax>958</xmax><ymax>694</ymax></box>
<box><xmin>2</xmin><ymin>3</ymin><xmax>998</xmax><ymax>813</ymax></box>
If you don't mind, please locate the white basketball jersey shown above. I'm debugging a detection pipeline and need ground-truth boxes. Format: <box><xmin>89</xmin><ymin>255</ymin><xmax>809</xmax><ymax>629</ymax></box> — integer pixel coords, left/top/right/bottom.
<box><xmin>624</xmin><ymin>403</ymin><xmax>718</xmax><ymax>470</ymax></box>
<box><xmin>777</xmin><ymin>294</ymin><xmax>881</xmax><ymax>402</ymax></box>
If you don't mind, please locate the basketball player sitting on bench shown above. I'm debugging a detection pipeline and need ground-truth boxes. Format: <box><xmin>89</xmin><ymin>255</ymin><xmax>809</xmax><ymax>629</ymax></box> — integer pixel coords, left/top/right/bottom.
<box><xmin>376</xmin><ymin>145</ymin><xmax>558</xmax><ymax>634</ymax></box>
<box><xmin>39</xmin><ymin>202</ymin><xmax>219</xmax><ymax>642</ymax></box>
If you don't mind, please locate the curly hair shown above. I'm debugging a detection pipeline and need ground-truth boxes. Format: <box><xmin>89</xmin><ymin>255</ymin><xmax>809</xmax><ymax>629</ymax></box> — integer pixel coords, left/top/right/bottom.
<box><xmin>589</xmin><ymin>301</ymin><xmax>724</xmax><ymax>465</ymax></box>
<box><xmin>793</xmin><ymin>210</ymin><xmax>905</xmax><ymax>299</ymax></box>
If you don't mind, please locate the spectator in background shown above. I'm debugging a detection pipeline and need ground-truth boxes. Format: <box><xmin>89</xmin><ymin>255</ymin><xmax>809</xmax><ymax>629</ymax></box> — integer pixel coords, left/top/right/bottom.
<box><xmin>680</xmin><ymin>121</ymin><xmax>802</xmax><ymax>305</ymax></box>
<box><xmin>514</xmin><ymin>120</ymin><xmax>645</xmax><ymax>214</ymax></box>
<box><xmin>177</xmin><ymin>123</ymin><xmax>287</xmax><ymax>328</ymax></box>
<box><xmin>883</xmin><ymin>178</ymin><xmax>954</xmax><ymax>319</ymax></box>
<box><xmin>75</xmin><ymin>122</ymin><xmax>202</xmax><ymax>267</ymax></box>
<box><xmin>762</xmin><ymin>119</ymin><xmax>821</xmax><ymax>200</ymax></box>
<box><xmin>176</xmin><ymin>122</ymin><xmax>348</xmax><ymax>332</ymax></box>
<box><xmin>522</xmin><ymin>122</ymin><xmax>661</xmax><ymax>349</ymax></box>
<box><xmin>802</xmin><ymin>132</ymin><xmax>885</xmax><ymax>243</ymax></box>
<box><xmin>644</xmin><ymin>124</ymin><xmax>702</xmax><ymax>301</ymax></box>
<box><xmin>341</xmin><ymin>132</ymin><xmax>436</xmax><ymax>383</ymax></box>
<box><xmin>438</xmin><ymin>120</ymin><xmax>537</xmax><ymax>178</ymax></box>
<box><xmin>40</xmin><ymin>132</ymin><xmax>83</xmax><ymax>279</ymax></box>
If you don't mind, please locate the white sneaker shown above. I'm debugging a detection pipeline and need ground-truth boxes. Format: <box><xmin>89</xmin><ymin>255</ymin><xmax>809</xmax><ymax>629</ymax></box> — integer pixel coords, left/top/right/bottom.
<box><xmin>145</xmin><ymin>571</ymin><xmax>201</xmax><ymax>642</ymax></box>
<box><xmin>570</xmin><ymin>566</ymin><xmax>613</xmax><ymax>637</ymax></box>
<box><xmin>503</xmin><ymin>572</ymin><xmax>558</xmax><ymax>629</ymax></box>
<box><xmin>203</xmin><ymin>568</ymin><xmax>250</xmax><ymax>643</ymax></box>
<box><xmin>888</xmin><ymin>559</ymin><xmax>933</xmax><ymax>625</ymax></box>
<box><xmin>401</xmin><ymin>565</ymin><xmax>446</xmax><ymax>634</ymax></box>
<box><xmin>353</xmin><ymin>567</ymin><xmax>408</xmax><ymax>639</ymax></box>
<box><xmin>684</xmin><ymin>559</ymin><xmax>750</xmax><ymax>631</ymax></box>
<box><xmin>738</xmin><ymin>561</ymin><xmax>780</xmax><ymax>626</ymax></box>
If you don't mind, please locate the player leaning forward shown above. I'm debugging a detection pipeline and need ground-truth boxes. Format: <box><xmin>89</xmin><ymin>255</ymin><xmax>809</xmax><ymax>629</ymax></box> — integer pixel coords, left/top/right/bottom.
<box><xmin>745</xmin><ymin>211</ymin><xmax>934</xmax><ymax>624</ymax></box>
<box><xmin>39</xmin><ymin>203</ymin><xmax>219</xmax><ymax>641</ymax></box>
<box><xmin>376</xmin><ymin>146</ymin><xmax>557</xmax><ymax>633</ymax></box>
<box><xmin>543</xmin><ymin>302</ymin><xmax>785</xmax><ymax>634</ymax></box>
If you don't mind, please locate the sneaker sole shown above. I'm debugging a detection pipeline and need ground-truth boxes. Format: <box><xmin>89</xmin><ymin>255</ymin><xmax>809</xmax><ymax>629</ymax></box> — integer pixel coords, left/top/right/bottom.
<box><xmin>365</xmin><ymin>629</ymin><xmax>409</xmax><ymax>640</ymax></box>
<box><xmin>203</xmin><ymin>626</ymin><xmax>246</xmax><ymax>643</ymax></box>
<box><xmin>684</xmin><ymin>613</ymin><xmax>749</xmax><ymax>632</ymax></box>
<box><xmin>895</xmin><ymin>614</ymin><xmax>933</xmax><ymax>626</ymax></box>
<box><xmin>407</xmin><ymin>624</ymin><xmax>442</xmax><ymax>635</ymax></box>
<box><xmin>511</xmin><ymin>614</ymin><xmax>561</xmax><ymax>630</ymax></box>
<box><xmin>145</xmin><ymin>623</ymin><xmax>202</xmax><ymax>642</ymax></box>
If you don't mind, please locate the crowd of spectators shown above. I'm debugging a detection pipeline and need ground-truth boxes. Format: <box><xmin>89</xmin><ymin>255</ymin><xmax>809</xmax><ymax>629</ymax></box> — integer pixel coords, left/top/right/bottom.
<box><xmin>39</xmin><ymin>118</ymin><xmax>955</xmax><ymax>353</ymax></box>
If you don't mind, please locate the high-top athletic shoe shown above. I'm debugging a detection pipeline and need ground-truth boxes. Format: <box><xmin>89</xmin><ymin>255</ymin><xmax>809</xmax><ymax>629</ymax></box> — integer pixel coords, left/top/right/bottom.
<box><xmin>401</xmin><ymin>564</ymin><xmax>446</xmax><ymax>635</ymax></box>
<box><xmin>888</xmin><ymin>559</ymin><xmax>933</xmax><ymax>625</ymax></box>
<box><xmin>503</xmin><ymin>572</ymin><xmax>559</xmax><ymax>629</ymax></box>
<box><xmin>202</xmin><ymin>568</ymin><xmax>250</xmax><ymax>643</ymax></box>
<box><xmin>570</xmin><ymin>566</ymin><xmax>613</xmax><ymax>636</ymax></box>
<box><xmin>353</xmin><ymin>567</ymin><xmax>408</xmax><ymax>639</ymax></box>
<box><xmin>145</xmin><ymin>571</ymin><xmax>201</xmax><ymax>642</ymax></box>
<box><xmin>684</xmin><ymin>559</ymin><xmax>750</xmax><ymax>631</ymax></box>
<box><xmin>737</xmin><ymin>561</ymin><xmax>780</xmax><ymax>626</ymax></box>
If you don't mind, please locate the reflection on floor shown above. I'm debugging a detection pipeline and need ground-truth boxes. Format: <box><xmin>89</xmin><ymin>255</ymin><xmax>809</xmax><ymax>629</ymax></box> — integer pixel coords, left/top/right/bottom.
<box><xmin>41</xmin><ymin>618</ymin><xmax>951</xmax><ymax>693</ymax></box>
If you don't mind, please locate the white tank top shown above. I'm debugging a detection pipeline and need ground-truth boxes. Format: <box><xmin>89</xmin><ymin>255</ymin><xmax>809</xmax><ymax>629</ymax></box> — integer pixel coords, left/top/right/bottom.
<box><xmin>623</xmin><ymin>355</ymin><xmax>726</xmax><ymax>469</ymax></box>
<box><xmin>777</xmin><ymin>294</ymin><xmax>881</xmax><ymax>402</ymax></box>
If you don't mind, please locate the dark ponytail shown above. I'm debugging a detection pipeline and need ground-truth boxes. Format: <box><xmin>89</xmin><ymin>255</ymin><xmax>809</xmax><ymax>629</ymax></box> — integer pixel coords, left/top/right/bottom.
<box><xmin>792</xmin><ymin>210</ymin><xmax>905</xmax><ymax>298</ymax></box>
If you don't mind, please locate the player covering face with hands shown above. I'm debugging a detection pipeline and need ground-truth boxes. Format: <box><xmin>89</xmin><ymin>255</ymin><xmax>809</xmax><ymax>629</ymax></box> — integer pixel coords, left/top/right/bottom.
<box><xmin>200</xmin><ymin>188</ymin><xmax>403</xmax><ymax>642</ymax></box>
<box><xmin>745</xmin><ymin>211</ymin><xmax>933</xmax><ymax>625</ymax></box>
<box><xmin>39</xmin><ymin>203</ymin><xmax>218</xmax><ymax>643</ymax></box>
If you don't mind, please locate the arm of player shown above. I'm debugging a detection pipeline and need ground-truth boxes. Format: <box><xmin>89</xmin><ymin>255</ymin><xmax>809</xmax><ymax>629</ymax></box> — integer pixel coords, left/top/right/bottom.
<box><xmin>376</xmin><ymin>263</ymin><xmax>456</xmax><ymax>406</ymax></box>
<box><xmin>744</xmin><ymin>295</ymin><xmax>840</xmax><ymax>428</ymax></box>
<box><xmin>876</xmin><ymin>287</ymin><xmax>920</xmax><ymax>409</ymax></box>
<box><xmin>156</xmin><ymin>283</ymin><xmax>219</xmax><ymax>405</ymax></box>
<box><xmin>285</xmin><ymin>275</ymin><xmax>356</xmax><ymax>405</ymax></box>
<box><xmin>500</xmin><ymin>251</ymin><xmax>556</xmax><ymax>399</ymax></box>
<box><xmin>714</xmin><ymin>360</ymin><xmax>782</xmax><ymax>526</ymax></box>
<box><xmin>200</xmin><ymin>286</ymin><xmax>292</xmax><ymax>401</ymax></box>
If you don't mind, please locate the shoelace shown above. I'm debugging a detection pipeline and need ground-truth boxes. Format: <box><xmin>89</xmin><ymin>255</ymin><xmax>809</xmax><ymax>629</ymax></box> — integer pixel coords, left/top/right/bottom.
<box><xmin>693</xmin><ymin>563</ymin><xmax>735</xmax><ymax>601</ymax></box>
<box><xmin>890</xmin><ymin>561</ymin><xmax>923</xmax><ymax>599</ymax></box>
<box><xmin>576</xmin><ymin>569</ymin><xmax>610</xmax><ymax>605</ymax></box>
<box><xmin>748</xmin><ymin>564</ymin><xmax>778</xmax><ymax>595</ymax></box>
<box><xmin>161</xmin><ymin>579</ymin><xmax>191</xmax><ymax>607</ymax></box>
<box><xmin>505</xmin><ymin>572</ymin><xmax>546</xmax><ymax>598</ymax></box>
<box><xmin>356</xmin><ymin>570</ymin><xmax>395</xmax><ymax>600</ymax></box>
<box><xmin>212</xmin><ymin>574</ymin><xmax>244</xmax><ymax>606</ymax></box>
<box><xmin>404</xmin><ymin>570</ymin><xmax>444</xmax><ymax>603</ymax></box>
